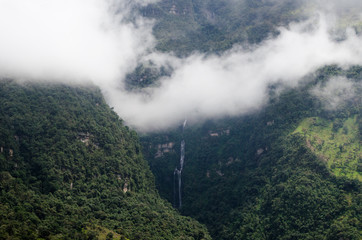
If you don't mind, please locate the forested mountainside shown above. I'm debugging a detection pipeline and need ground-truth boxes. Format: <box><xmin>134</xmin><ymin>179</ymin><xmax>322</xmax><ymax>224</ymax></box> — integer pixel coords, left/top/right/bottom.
<box><xmin>132</xmin><ymin>1</ymin><xmax>362</xmax><ymax>239</ymax></box>
<box><xmin>141</xmin><ymin>65</ymin><xmax>361</xmax><ymax>239</ymax></box>
<box><xmin>129</xmin><ymin>0</ymin><xmax>362</xmax><ymax>91</ymax></box>
<box><xmin>0</xmin><ymin>80</ymin><xmax>210</xmax><ymax>240</ymax></box>
<box><xmin>142</xmin><ymin>0</ymin><xmax>362</xmax><ymax>56</ymax></box>
<box><xmin>1</xmin><ymin>0</ymin><xmax>361</xmax><ymax>240</ymax></box>
<box><xmin>141</xmin><ymin>0</ymin><xmax>307</xmax><ymax>54</ymax></box>
<box><xmin>128</xmin><ymin>0</ymin><xmax>308</xmax><ymax>90</ymax></box>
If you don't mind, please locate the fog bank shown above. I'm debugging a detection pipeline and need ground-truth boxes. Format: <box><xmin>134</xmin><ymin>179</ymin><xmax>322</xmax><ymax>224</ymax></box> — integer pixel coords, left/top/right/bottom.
<box><xmin>0</xmin><ymin>0</ymin><xmax>361</xmax><ymax>132</ymax></box>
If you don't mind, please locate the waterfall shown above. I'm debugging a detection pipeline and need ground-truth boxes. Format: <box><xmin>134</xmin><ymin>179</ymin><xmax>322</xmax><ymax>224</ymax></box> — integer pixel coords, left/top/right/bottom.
<box><xmin>180</xmin><ymin>140</ymin><xmax>185</xmax><ymax>171</ymax></box>
<box><xmin>177</xmin><ymin>169</ymin><xmax>182</xmax><ymax>207</ymax></box>
<box><xmin>182</xmin><ymin>119</ymin><xmax>187</xmax><ymax>132</ymax></box>
<box><xmin>174</xmin><ymin>120</ymin><xmax>186</xmax><ymax>209</ymax></box>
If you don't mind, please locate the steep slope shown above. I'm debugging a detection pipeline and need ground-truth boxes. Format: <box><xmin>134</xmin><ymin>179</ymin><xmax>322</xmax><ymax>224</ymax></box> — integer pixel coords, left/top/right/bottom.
<box><xmin>0</xmin><ymin>80</ymin><xmax>210</xmax><ymax>239</ymax></box>
<box><xmin>141</xmin><ymin>66</ymin><xmax>361</xmax><ymax>239</ymax></box>
<box><xmin>294</xmin><ymin>115</ymin><xmax>361</xmax><ymax>181</ymax></box>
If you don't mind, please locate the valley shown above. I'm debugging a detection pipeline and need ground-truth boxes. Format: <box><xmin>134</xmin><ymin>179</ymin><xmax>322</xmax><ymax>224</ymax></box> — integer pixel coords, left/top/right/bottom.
<box><xmin>0</xmin><ymin>0</ymin><xmax>361</xmax><ymax>239</ymax></box>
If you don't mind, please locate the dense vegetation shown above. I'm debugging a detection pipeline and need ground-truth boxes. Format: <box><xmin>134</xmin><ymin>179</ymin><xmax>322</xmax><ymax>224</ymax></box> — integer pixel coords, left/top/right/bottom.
<box><xmin>141</xmin><ymin>65</ymin><xmax>361</xmax><ymax>239</ymax></box>
<box><xmin>0</xmin><ymin>80</ymin><xmax>210</xmax><ymax>239</ymax></box>
<box><xmin>135</xmin><ymin>2</ymin><xmax>362</xmax><ymax>238</ymax></box>
<box><xmin>294</xmin><ymin>116</ymin><xmax>361</xmax><ymax>181</ymax></box>
<box><xmin>126</xmin><ymin>0</ymin><xmax>307</xmax><ymax>90</ymax></box>
<box><xmin>130</xmin><ymin>0</ymin><xmax>362</xmax><ymax>90</ymax></box>
<box><xmin>141</xmin><ymin>0</ymin><xmax>308</xmax><ymax>55</ymax></box>
<box><xmin>1</xmin><ymin>1</ymin><xmax>361</xmax><ymax>239</ymax></box>
<box><xmin>126</xmin><ymin>0</ymin><xmax>309</xmax><ymax>90</ymax></box>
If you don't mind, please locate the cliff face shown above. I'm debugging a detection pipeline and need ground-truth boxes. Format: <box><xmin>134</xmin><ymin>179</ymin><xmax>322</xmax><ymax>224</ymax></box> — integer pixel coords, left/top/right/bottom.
<box><xmin>0</xmin><ymin>80</ymin><xmax>210</xmax><ymax>240</ymax></box>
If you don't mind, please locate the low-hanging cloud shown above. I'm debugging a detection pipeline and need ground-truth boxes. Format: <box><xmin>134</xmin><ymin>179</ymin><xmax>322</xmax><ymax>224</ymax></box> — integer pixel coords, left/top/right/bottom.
<box><xmin>0</xmin><ymin>0</ymin><xmax>154</xmax><ymax>84</ymax></box>
<box><xmin>0</xmin><ymin>0</ymin><xmax>361</xmax><ymax>132</ymax></box>
<box><xmin>107</xmin><ymin>16</ymin><xmax>362</xmax><ymax>131</ymax></box>
<box><xmin>311</xmin><ymin>77</ymin><xmax>361</xmax><ymax>110</ymax></box>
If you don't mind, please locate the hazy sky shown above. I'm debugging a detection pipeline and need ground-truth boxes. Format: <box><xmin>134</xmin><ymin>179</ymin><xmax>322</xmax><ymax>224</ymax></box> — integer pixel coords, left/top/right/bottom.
<box><xmin>0</xmin><ymin>0</ymin><xmax>361</xmax><ymax>132</ymax></box>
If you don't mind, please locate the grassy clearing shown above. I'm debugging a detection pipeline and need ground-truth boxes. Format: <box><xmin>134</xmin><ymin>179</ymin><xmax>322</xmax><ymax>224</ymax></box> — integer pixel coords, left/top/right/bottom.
<box><xmin>293</xmin><ymin>116</ymin><xmax>361</xmax><ymax>181</ymax></box>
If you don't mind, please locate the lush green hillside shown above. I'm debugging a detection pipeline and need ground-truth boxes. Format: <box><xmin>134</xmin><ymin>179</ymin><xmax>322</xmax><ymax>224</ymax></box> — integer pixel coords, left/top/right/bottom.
<box><xmin>141</xmin><ymin>66</ymin><xmax>362</xmax><ymax>239</ymax></box>
<box><xmin>294</xmin><ymin>116</ymin><xmax>361</xmax><ymax>181</ymax></box>
<box><xmin>0</xmin><ymin>80</ymin><xmax>210</xmax><ymax>239</ymax></box>
<box><xmin>1</xmin><ymin>1</ymin><xmax>361</xmax><ymax>240</ymax></box>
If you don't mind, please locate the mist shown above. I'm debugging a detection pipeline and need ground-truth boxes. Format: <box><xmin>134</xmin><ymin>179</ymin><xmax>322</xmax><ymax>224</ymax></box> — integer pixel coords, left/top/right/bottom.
<box><xmin>311</xmin><ymin>77</ymin><xmax>361</xmax><ymax>110</ymax></box>
<box><xmin>0</xmin><ymin>0</ymin><xmax>154</xmax><ymax>84</ymax></box>
<box><xmin>0</xmin><ymin>0</ymin><xmax>361</xmax><ymax>132</ymax></box>
<box><xmin>107</xmin><ymin>15</ymin><xmax>362</xmax><ymax>131</ymax></box>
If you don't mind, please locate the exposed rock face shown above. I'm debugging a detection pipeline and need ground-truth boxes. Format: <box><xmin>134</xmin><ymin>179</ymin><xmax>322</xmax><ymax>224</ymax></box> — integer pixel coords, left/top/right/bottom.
<box><xmin>267</xmin><ymin>120</ymin><xmax>275</xmax><ymax>126</ymax></box>
<box><xmin>209</xmin><ymin>129</ymin><xmax>230</xmax><ymax>137</ymax></box>
<box><xmin>155</xmin><ymin>142</ymin><xmax>175</xmax><ymax>158</ymax></box>
<box><xmin>169</xmin><ymin>4</ymin><xmax>177</xmax><ymax>15</ymax></box>
<box><xmin>257</xmin><ymin>148</ymin><xmax>264</xmax><ymax>155</ymax></box>
<box><xmin>123</xmin><ymin>182</ymin><xmax>129</xmax><ymax>193</ymax></box>
<box><xmin>77</xmin><ymin>132</ymin><xmax>99</xmax><ymax>148</ymax></box>
<box><xmin>209</xmin><ymin>132</ymin><xmax>219</xmax><ymax>137</ymax></box>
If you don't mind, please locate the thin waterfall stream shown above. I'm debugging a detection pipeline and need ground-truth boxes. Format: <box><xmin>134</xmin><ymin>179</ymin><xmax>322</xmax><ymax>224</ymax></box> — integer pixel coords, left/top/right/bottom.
<box><xmin>174</xmin><ymin>120</ymin><xmax>186</xmax><ymax>209</ymax></box>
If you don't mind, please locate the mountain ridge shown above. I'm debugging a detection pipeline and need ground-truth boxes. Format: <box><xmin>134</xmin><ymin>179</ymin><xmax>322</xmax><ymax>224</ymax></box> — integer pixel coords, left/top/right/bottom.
<box><xmin>0</xmin><ymin>80</ymin><xmax>211</xmax><ymax>239</ymax></box>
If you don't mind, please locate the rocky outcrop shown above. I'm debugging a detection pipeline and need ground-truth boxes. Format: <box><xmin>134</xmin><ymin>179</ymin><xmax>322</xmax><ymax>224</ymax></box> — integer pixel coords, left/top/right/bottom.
<box><xmin>155</xmin><ymin>142</ymin><xmax>175</xmax><ymax>158</ymax></box>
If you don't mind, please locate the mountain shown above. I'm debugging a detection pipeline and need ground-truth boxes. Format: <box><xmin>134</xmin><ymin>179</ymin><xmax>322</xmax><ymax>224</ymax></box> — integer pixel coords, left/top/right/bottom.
<box><xmin>130</xmin><ymin>1</ymin><xmax>361</xmax><ymax>239</ymax></box>
<box><xmin>140</xmin><ymin>66</ymin><xmax>361</xmax><ymax>239</ymax></box>
<box><xmin>0</xmin><ymin>80</ymin><xmax>210</xmax><ymax>239</ymax></box>
<box><xmin>1</xmin><ymin>0</ymin><xmax>361</xmax><ymax>240</ymax></box>
<box><xmin>127</xmin><ymin>0</ymin><xmax>309</xmax><ymax>91</ymax></box>
<box><xmin>141</xmin><ymin>0</ymin><xmax>308</xmax><ymax>54</ymax></box>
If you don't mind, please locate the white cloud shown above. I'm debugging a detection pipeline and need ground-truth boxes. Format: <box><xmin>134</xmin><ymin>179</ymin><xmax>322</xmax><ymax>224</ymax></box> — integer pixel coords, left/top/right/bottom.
<box><xmin>311</xmin><ymin>77</ymin><xmax>360</xmax><ymax>110</ymax></box>
<box><xmin>0</xmin><ymin>0</ymin><xmax>361</xmax><ymax>132</ymax></box>
<box><xmin>107</xmin><ymin>15</ymin><xmax>362</xmax><ymax>131</ymax></box>
<box><xmin>0</xmin><ymin>0</ymin><xmax>154</xmax><ymax>84</ymax></box>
